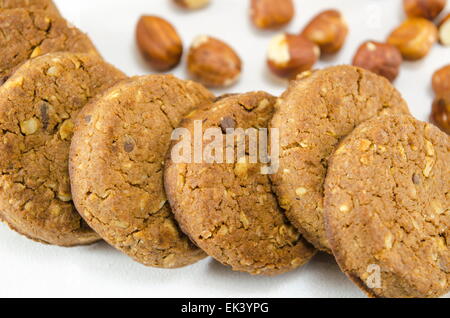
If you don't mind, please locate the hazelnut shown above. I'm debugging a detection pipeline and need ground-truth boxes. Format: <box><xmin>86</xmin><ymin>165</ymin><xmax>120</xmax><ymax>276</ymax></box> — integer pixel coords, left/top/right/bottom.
<box><xmin>173</xmin><ymin>0</ymin><xmax>210</xmax><ymax>10</ymax></box>
<box><xmin>136</xmin><ymin>15</ymin><xmax>183</xmax><ymax>71</ymax></box>
<box><xmin>352</xmin><ymin>41</ymin><xmax>403</xmax><ymax>82</ymax></box>
<box><xmin>20</xmin><ymin>118</ymin><xmax>39</xmax><ymax>135</ymax></box>
<box><xmin>438</xmin><ymin>13</ymin><xmax>450</xmax><ymax>45</ymax></box>
<box><xmin>403</xmin><ymin>0</ymin><xmax>446</xmax><ymax>20</ymax></box>
<box><xmin>187</xmin><ymin>35</ymin><xmax>242</xmax><ymax>87</ymax></box>
<box><xmin>59</xmin><ymin>119</ymin><xmax>74</xmax><ymax>140</ymax></box>
<box><xmin>267</xmin><ymin>33</ymin><xmax>320</xmax><ymax>80</ymax></box>
<box><xmin>432</xmin><ymin>64</ymin><xmax>450</xmax><ymax>96</ymax></box>
<box><xmin>301</xmin><ymin>9</ymin><xmax>348</xmax><ymax>54</ymax></box>
<box><xmin>250</xmin><ymin>0</ymin><xmax>295</xmax><ymax>29</ymax></box>
<box><xmin>431</xmin><ymin>94</ymin><xmax>450</xmax><ymax>134</ymax></box>
<box><xmin>387</xmin><ymin>18</ymin><xmax>438</xmax><ymax>60</ymax></box>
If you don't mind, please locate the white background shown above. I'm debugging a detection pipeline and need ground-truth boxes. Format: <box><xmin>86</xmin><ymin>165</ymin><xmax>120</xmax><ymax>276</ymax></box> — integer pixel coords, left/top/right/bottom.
<box><xmin>0</xmin><ymin>0</ymin><xmax>449</xmax><ymax>298</ymax></box>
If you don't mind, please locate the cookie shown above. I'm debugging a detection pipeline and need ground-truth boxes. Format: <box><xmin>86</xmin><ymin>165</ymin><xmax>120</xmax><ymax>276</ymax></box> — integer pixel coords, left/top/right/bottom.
<box><xmin>0</xmin><ymin>0</ymin><xmax>60</xmax><ymax>15</ymax></box>
<box><xmin>270</xmin><ymin>66</ymin><xmax>410</xmax><ymax>252</ymax></box>
<box><xmin>324</xmin><ymin>115</ymin><xmax>449</xmax><ymax>298</ymax></box>
<box><xmin>0</xmin><ymin>9</ymin><xmax>98</xmax><ymax>83</ymax></box>
<box><xmin>164</xmin><ymin>92</ymin><xmax>316</xmax><ymax>275</ymax></box>
<box><xmin>0</xmin><ymin>52</ymin><xmax>126</xmax><ymax>246</ymax></box>
<box><xmin>69</xmin><ymin>75</ymin><xmax>214</xmax><ymax>268</ymax></box>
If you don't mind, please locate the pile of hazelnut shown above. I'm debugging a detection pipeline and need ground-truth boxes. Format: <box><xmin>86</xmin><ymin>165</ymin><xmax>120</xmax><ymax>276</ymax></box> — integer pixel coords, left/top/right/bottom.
<box><xmin>135</xmin><ymin>0</ymin><xmax>449</xmax><ymax>135</ymax></box>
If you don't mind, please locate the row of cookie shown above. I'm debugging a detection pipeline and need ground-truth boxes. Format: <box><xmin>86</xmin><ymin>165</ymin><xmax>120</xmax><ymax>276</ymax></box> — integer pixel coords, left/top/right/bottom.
<box><xmin>0</xmin><ymin>51</ymin><xmax>448</xmax><ymax>298</ymax></box>
<box><xmin>69</xmin><ymin>65</ymin><xmax>448</xmax><ymax>297</ymax></box>
<box><xmin>0</xmin><ymin>0</ymin><xmax>447</xmax><ymax>298</ymax></box>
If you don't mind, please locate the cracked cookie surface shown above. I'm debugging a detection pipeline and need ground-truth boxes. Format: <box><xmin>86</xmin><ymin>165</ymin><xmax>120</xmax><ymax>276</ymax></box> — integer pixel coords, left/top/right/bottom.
<box><xmin>69</xmin><ymin>75</ymin><xmax>213</xmax><ymax>268</ymax></box>
<box><xmin>164</xmin><ymin>92</ymin><xmax>316</xmax><ymax>275</ymax></box>
<box><xmin>0</xmin><ymin>0</ymin><xmax>60</xmax><ymax>15</ymax></box>
<box><xmin>0</xmin><ymin>52</ymin><xmax>126</xmax><ymax>246</ymax></box>
<box><xmin>270</xmin><ymin>65</ymin><xmax>410</xmax><ymax>252</ymax></box>
<box><xmin>324</xmin><ymin>115</ymin><xmax>449</xmax><ymax>298</ymax></box>
<box><xmin>0</xmin><ymin>8</ymin><xmax>98</xmax><ymax>83</ymax></box>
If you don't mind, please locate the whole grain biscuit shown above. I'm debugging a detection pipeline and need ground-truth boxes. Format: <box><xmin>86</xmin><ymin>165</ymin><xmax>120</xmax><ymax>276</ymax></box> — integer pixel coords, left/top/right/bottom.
<box><xmin>270</xmin><ymin>66</ymin><xmax>410</xmax><ymax>252</ymax></box>
<box><xmin>69</xmin><ymin>75</ymin><xmax>213</xmax><ymax>268</ymax></box>
<box><xmin>0</xmin><ymin>9</ymin><xmax>98</xmax><ymax>83</ymax></box>
<box><xmin>0</xmin><ymin>0</ymin><xmax>60</xmax><ymax>15</ymax></box>
<box><xmin>0</xmin><ymin>52</ymin><xmax>126</xmax><ymax>246</ymax></box>
<box><xmin>164</xmin><ymin>92</ymin><xmax>316</xmax><ymax>275</ymax></box>
<box><xmin>324</xmin><ymin>115</ymin><xmax>449</xmax><ymax>298</ymax></box>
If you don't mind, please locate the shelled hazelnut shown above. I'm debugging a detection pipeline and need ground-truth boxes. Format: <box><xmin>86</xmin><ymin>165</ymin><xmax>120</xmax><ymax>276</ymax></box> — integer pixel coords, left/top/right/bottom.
<box><xmin>431</xmin><ymin>94</ymin><xmax>450</xmax><ymax>134</ymax></box>
<box><xmin>387</xmin><ymin>18</ymin><xmax>438</xmax><ymax>60</ymax></box>
<box><xmin>432</xmin><ymin>64</ymin><xmax>450</xmax><ymax>96</ymax></box>
<box><xmin>173</xmin><ymin>0</ymin><xmax>210</xmax><ymax>10</ymax></box>
<box><xmin>250</xmin><ymin>0</ymin><xmax>295</xmax><ymax>29</ymax></box>
<box><xmin>187</xmin><ymin>35</ymin><xmax>242</xmax><ymax>87</ymax></box>
<box><xmin>438</xmin><ymin>13</ymin><xmax>450</xmax><ymax>45</ymax></box>
<box><xmin>267</xmin><ymin>33</ymin><xmax>320</xmax><ymax>79</ymax></box>
<box><xmin>403</xmin><ymin>0</ymin><xmax>446</xmax><ymax>20</ymax></box>
<box><xmin>301</xmin><ymin>9</ymin><xmax>348</xmax><ymax>54</ymax></box>
<box><xmin>136</xmin><ymin>16</ymin><xmax>183</xmax><ymax>71</ymax></box>
<box><xmin>352</xmin><ymin>41</ymin><xmax>403</xmax><ymax>82</ymax></box>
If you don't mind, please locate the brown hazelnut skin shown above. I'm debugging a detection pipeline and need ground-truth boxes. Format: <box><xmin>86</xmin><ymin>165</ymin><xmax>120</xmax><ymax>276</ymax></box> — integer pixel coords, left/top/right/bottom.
<box><xmin>387</xmin><ymin>17</ymin><xmax>438</xmax><ymax>60</ymax></box>
<box><xmin>267</xmin><ymin>33</ymin><xmax>320</xmax><ymax>80</ymax></box>
<box><xmin>187</xmin><ymin>35</ymin><xmax>242</xmax><ymax>88</ymax></box>
<box><xmin>136</xmin><ymin>16</ymin><xmax>183</xmax><ymax>71</ymax></box>
<box><xmin>432</xmin><ymin>64</ymin><xmax>450</xmax><ymax>96</ymax></box>
<box><xmin>250</xmin><ymin>0</ymin><xmax>295</xmax><ymax>29</ymax></box>
<box><xmin>403</xmin><ymin>0</ymin><xmax>447</xmax><ymax>20</ymax></box>
<box><xmin>431</xmin><ymin>94</ymin><xmax>450</xmax><ymax>134</ymax></box>
<box><xmin>352</xmin><ymin>41</ymin><xmax>403</xmax><ymax>82</ymax></box>
<box><xmin>301</xmin><ymin>9</ymin><xmax>348</xmax><ymax>54</ymax></box>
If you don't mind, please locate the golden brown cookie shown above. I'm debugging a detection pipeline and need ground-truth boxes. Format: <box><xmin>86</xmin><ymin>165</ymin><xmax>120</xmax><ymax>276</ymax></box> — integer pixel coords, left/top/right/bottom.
<box><xmin>0</xmin><ymin>52</ymin><xmax>126</xmax><ymax>246</ymax></box>
<box><xmin>324</xmin><ymin>115</ymin><xmax>449</xmax><ymax>298</ymax></box>
<box><xmin>270</xmin><ymin>66</ymin><xmax>410</xmax><ymax>252</ymax></box>
<box><xmin>0</xmin><ymin>9</ymin><xmax>98</xmax><ymax>83</ymax></box>
<box><xmin>164</xmin><ymin>92</ymin><xmax>316</xmax><ymax>275</ymax></box>
<box><xmin>69</xmin><ymin>75</ymin><xmax>214</xmax><ymax>268</ymax></box>
<box><xmin>0</xmin><ymin>0</ymin><xmax>60</xmax><ymax>15</ymax></box>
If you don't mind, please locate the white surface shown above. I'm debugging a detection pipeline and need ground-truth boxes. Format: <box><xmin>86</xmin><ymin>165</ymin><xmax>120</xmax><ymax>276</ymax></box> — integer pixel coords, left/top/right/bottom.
<box><xmin>0</xmin><ymin>0</ymin><xmax>449</xmax><ymax>298</ymax></box>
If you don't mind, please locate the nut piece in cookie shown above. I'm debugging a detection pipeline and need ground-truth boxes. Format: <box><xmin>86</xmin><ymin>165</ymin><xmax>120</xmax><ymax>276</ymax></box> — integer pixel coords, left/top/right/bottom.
<box><xmin>0</xmin><ymin>52</ymin><xmax>126</xmax><ymax>246</ymax></box>
<box><xmin>324</xmin><ymin>115</ymin><xmax>449</xmax><ymax>298</ymax></box>
<box><xmin>164</xmin><ymin>92</ymin><xmax>316</xmax><ymax>275</ymax></box>
<box><xmin>69</xmin><ymin>75</ymin><xmax>214</xmax><ymax>268</ymax></box>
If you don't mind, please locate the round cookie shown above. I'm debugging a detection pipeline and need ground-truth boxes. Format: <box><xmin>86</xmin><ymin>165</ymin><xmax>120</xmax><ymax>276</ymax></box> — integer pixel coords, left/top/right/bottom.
<box><xmin>0</xmin><ymin>0</ymin><xmax>60</xmax><ymax>15</ymax></box>
<box><xmin>0</xmin><ymin>9</ymin><xmax>98</xmax><ymax>83</ymax></box>
<box><xmin>0</xmin><ymin>52</ymin><xmax>126</xmax><ymax>246</ymax></box>
<box><xmin>164</xmin><ymin>92</ymin><xmax>316</xmax><ymax>275</ymax></box>
<box><xmin>324</xmin><ymin>115</ymin><xmax>449</xmax><ymax>298</ymax></box>
<box><xmin>69</xmin><ymin>75</ymin><xmax>213</xmax><ymax>268</ymax></box>
<box><xmin>270</xmin><ymin>66</ymin><xmax>410</xmax><ymax>252</ymax></box>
